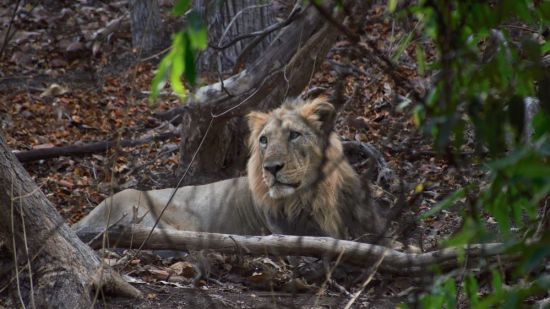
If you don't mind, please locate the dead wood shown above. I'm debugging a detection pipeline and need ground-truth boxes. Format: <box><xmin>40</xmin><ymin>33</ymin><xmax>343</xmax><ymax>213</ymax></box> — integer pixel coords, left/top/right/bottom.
<box><xmin>342</xmin><ymin>140</ymin><xmax>396</xmax><ymax>185</ymax></box>
<box><xmin>76</xmin><ymin>225</ymin><xmax>509</xmax><ymax>275</ymax></box>
<box><xmin>13</xmin><ymin>131</ymin><xmax>177</xmax><ymax>163</ymax></box>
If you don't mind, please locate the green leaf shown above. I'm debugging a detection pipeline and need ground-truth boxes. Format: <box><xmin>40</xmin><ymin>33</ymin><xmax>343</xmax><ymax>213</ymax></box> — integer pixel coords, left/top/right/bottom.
<box><xmin>442</xmin><ymin>278</ymin><xmax>457</xmax><ymax>308</ymax></box>
<box><xmin>149</xmin><ymin>54</ymin><xmax>172</xmax><ymax>103</ymax></box>
<box><xmin>510</xmin><ymin>198</ymin><xmax>524</xmax><ymax>227</ymax></box>
<box><xmin>446</xmin><ymin>218</ymin><xmax>478</xmax><ymax>247</ymax></box>
<box><xmin>388</xmin><ymin>0</ymin><xmax>398</xmax><ymax>13</ymax></box>
<box><xmin>188</xmin><ymin>27</ymin><xmax>208</xmax><ymax>50</ymax></box>
<box><xmin>426</xmin><ymin>87</ymin><xmax>439</xmax><ymax>107</ymax></box>
<box><xmin>415</xmin><ymin>45</ymin><xmax>426</xmax><ymax>76</ymax></box>
<box><xmin>172</xmin><ymin>0</ymin><xmax>190</xmax><ymax>16</ymax></box>
<box><xmin>464</xmin><ymin>274</ymin><xmax>479</xmax><ymax>306</ymax></box>
<box><xmin>514</xmin><ymin>160</ymin><xmax>550</xmax><ymax>179</ymax></box>
<box><xmin>539</xmin><ymin>2</ymin><xmax>550</xmax><ymax>21</ymax></box>
<box><xmin>531</xmin><ymin>183</ymin><xmax>550</xmax><ymax>206</ymax></box>
<box><xmin>392</xmin><ymin>31</ymin><xmax>413</xmax><ymax>62</ymax></box>
<box><xmin>183</xmin><ymin>34</ymin><xmax>197</xmax><ymax>86</ymax></box>
<box><xmin>487</xmin><ymin>148</ymin><xmax>528</xmax><ymax>170</ymax></box>
<box><xmin>491</xmin><ymin>194</ymin><xmax>510</xmax><ymax>235</ymax></box>
<box><xmin>491</xmin><ymin>268</ymin><xmax>503</xmax><ymax>295</ymax></box>
<box><xmin>522</xmin><ymin>39</ymin><xmax>541</xmax><ymax>61</ymax></box>
<box><xmin>533</xmin><ymin>111</ymin><xmax>550</xmax><ymax>139</ymax></box>
<box><xmin>520</xmin><ymin>246</ymin><xmax>550</xmax><ymax>273</ymax></box>
<box><xmin>186</xmin><ymin>11</ymin><xmax>208</xmax><ymax>50</ymax></box>
<box><xmin>170</xmin><ymin>47</ymin><xmax>186</xmax><ymax>98</ymax></box>
<box><xmin>412</xmin><ymin>105</ymin><xmax>425</xmax><ymax>127</ymax></box>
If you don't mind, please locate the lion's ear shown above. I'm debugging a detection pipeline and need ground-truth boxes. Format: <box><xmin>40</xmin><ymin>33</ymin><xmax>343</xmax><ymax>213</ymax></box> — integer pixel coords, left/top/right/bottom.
<box><xmin>301</xmin><ymin>97</ymin><xmax>336</xmax><ymax>134</ymax></box>
<box><xmin>247</xmin><ymin>111</ymin><xmax>269</xmax><ymax>133</ymax></box>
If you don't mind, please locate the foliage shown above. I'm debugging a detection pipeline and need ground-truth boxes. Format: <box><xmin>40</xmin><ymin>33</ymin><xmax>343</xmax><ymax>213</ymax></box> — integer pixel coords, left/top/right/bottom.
<box><xmin>150</xmin><ymin>0</ymin><xmax>207</xmax><ymax>102</ymax></box>
<box><xmin>392</xmin><ymin>0</ymin><xmax>550</xmax><ymax>307</ymax></box>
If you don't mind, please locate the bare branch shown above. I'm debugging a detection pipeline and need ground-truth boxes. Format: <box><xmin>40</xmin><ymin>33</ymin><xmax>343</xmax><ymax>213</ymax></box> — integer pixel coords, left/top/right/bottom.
<box><xmin>13</xmin><ymin>131</ymin><xmax>178</xmax><ymax>163</ymax></box>
<box><xmin>217</xmin><ymin>3</ymin><xmax>273</xmax><ymax>48</ymax></box>
<box><xmin>76</xmin><ymin>225</ymin><xmax>510</xmax><ymax>275</ymax></box>
<box><xmin>210</xmin><ymin>6</ymin><xmax>302</xmax><ymax>51</ymax></box>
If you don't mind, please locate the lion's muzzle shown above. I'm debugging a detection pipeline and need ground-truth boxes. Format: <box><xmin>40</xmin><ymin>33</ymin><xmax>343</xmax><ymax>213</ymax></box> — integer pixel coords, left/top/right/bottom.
<box><xmin>263</xmin><ymin>162</ymin><xmax>284</xmax><ymax>177</ymax></box>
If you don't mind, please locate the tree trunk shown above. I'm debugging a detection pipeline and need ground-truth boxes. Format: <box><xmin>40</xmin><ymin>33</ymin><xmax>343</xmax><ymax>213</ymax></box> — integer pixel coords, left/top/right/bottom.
<box><xmin>129</xmin><ymin>0</ymin><xmax>168</xmax><ymax>56</ymax></box>
<box><xmin>193</xmin><ymin>0</ymin><xmax>282</xmax><ymax>78</ymax></box>
<box><xmin>0</xmin><ymin>132</ymin><xmax>140</xmax><ymax>307</ymax></box>
<box><xmin>176</xmin><ymin>1</ymin><xmax>368</xmax><ymax>185</ymax></box>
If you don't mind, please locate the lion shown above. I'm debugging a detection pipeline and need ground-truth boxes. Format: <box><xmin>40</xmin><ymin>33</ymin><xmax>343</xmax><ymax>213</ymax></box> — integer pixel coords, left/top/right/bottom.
<box><xmin>73</xmin><ymin>97</ymin><xmax>385</xmax><ymax>240</ymax></box>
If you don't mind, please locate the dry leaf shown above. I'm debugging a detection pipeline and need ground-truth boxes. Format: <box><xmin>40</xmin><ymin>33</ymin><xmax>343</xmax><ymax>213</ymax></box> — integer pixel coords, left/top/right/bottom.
<box><xmin>147</xmin><ymin>268</ymin><xmax>170</xmax><ymax>280</ymax></box>
<box><xmin>169</xmin><ymin>261</ymin><xmax>196</xmax><ymax>278</ymax></box>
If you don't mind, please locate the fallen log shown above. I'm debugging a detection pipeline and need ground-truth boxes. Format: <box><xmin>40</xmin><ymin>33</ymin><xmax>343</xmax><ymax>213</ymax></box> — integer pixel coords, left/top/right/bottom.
<box><xmin>76</xmin><ymin>225</ymin><xmax>509</xmax><ymax>275</ymax></box>
<box><xmin>13</xmin><ymin>131</ymin><xmax>178</xmax><ymax>163</ymax></box>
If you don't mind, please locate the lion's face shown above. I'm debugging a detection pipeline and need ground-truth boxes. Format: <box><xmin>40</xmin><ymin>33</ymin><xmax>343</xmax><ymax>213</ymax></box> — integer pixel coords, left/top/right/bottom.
<box><xmin>247</xmin><ymin>98</ymin><xmax>336</xmax><ymax>199</ymax></box>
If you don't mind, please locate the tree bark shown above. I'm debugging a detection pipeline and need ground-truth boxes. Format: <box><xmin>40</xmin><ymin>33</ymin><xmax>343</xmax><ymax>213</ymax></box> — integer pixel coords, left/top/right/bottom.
<box><xmin>76</xmin><ymin>225</ymin><xmax>510</xmax><ymax>275</ymax></box>
<box><xmin>0</xmin><ymin>132</ymin><xmax>140</xmax><ymax>307</ymax></box>
<box><xmin>176</xmin><ymin>1</ymin><xmax>368</xmax><ymax>185</ymax></box>
<box><xmin>193</xmin><ymin>0</ymin><xmax>280</xmax><ymax>78</ymax></box>
<box><xmin>129</xmin><ymin>0</ymin><xmax>168</xmax><ymax>56</ymax></box>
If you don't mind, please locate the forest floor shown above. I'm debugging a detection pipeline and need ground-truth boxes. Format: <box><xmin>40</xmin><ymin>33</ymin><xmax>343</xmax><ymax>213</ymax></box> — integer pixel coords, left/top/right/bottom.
<box><xmin>0</xmin><ymin>1</ymin><xmax>487</xmax><ymax>308</ymax></box>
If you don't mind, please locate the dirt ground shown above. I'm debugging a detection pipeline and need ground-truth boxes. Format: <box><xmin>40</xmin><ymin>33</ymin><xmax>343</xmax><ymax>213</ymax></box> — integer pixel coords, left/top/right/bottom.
<box><xmin>0</xmin><ymin>1</ymin><xmax>483</xmax><ymax>308</ymax></box>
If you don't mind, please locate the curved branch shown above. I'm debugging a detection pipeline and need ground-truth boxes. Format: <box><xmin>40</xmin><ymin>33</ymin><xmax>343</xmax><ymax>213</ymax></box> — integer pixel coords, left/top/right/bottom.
<box><xmin>76</xmin><ymin>225</ymin><xmax>510</xmax><ymax>275</ymax></box>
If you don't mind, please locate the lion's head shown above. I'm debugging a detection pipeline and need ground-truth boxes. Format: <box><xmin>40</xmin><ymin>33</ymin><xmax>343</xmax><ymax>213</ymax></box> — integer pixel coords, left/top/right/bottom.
<box><xmin>246</xmin><ymin>97</ymin><xmax>367</xmax><ymax>237</ymax></box>
<box><xmin>247</xmin><ymin>97</ymin><xmax>339</xmax><ymax>199</ymax></box>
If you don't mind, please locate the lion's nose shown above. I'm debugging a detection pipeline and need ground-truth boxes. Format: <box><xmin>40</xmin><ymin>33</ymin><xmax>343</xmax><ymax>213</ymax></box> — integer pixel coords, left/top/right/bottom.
<box><xmin>263</xmin><ymin>162</ymin><xmax>284</xmax><ymax>176</ymax></box>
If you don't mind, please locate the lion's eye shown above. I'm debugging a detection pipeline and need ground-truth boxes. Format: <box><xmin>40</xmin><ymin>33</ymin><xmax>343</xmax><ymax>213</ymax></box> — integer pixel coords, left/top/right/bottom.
<box><xmin>259</xmin><ymin>135</ymin><xmax>268</xmax><ymax>145</ymax></box>
<box><xmin>289</xmin><ymin>131</ymin><xmax>301</xmax><ymax>141</ymax></box>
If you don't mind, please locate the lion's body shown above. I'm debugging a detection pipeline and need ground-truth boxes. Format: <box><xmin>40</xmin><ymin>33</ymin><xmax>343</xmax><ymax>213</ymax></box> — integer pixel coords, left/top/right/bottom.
<box><xmin>72</xmin><ymin>177</ymin><xmax>269</xmax><ymax>235</ymax></box>
<box><xmin>74</xmin><ymin>98</ymin><xmax>384</xmax><ymax>240</ymax></box>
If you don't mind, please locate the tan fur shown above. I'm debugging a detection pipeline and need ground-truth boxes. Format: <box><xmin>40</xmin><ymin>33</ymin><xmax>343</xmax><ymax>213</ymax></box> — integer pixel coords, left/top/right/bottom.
<box><xmin>74</xmin><ymin>98</ymin><xmax>384</xmax><ymax>240</ymax></box>
<box><xmin>247</xmin><ymin>98</ymin><xmax>382</xmax><ymax>238</ymax></box>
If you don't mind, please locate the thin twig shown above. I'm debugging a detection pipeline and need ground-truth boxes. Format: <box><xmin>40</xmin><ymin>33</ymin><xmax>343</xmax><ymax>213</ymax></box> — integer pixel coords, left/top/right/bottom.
<box><xmin>343</xmin><ymin>247</ymin><xmax>389</xmax><ymax>309</ymax></box>
<box><xmin>211</xmin><ymin>6</ymin><xmax>301</xmax><ymax>51</ymax></box>
<box><xmin>212</xmin><ymin>68</ymin><xmax>282</xmax><ymax>118</ymax></box>
<box><xmin>232</xmin><ymin>5</ymin><xmax>303</xmax><ymax>73</ymax></box>
<box><xmin>217</xmin><ymin>3</ymin><xmax>272</xmax><ymax>48</ymax></box>
<box><xmin>19</xmin><ymin>192</ymin><xmax>36</xmax><ymax>309</ymax></box>
<box><xmin>133</xmin><ymin>117</ymin><xmax>214</xmax><ymax>253</ymax></box>
<box><xmin>140</xmin><ymin>46</ymin><xmax>171</xmax><ymax>62</ymax></box>
<box><xmin>314</xmin><ymin>249</ymin><xmax>346</xmax><ymax>307</ymax></box>
<box><xmin>10</xmin><ymin>173</ymin><xmax>26</xmax><ymax>309</ymax></box>
<box><xmin>84</xmin><ymin>214</ymin><xmax>128</xmax><ymax>247</ymax></box>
